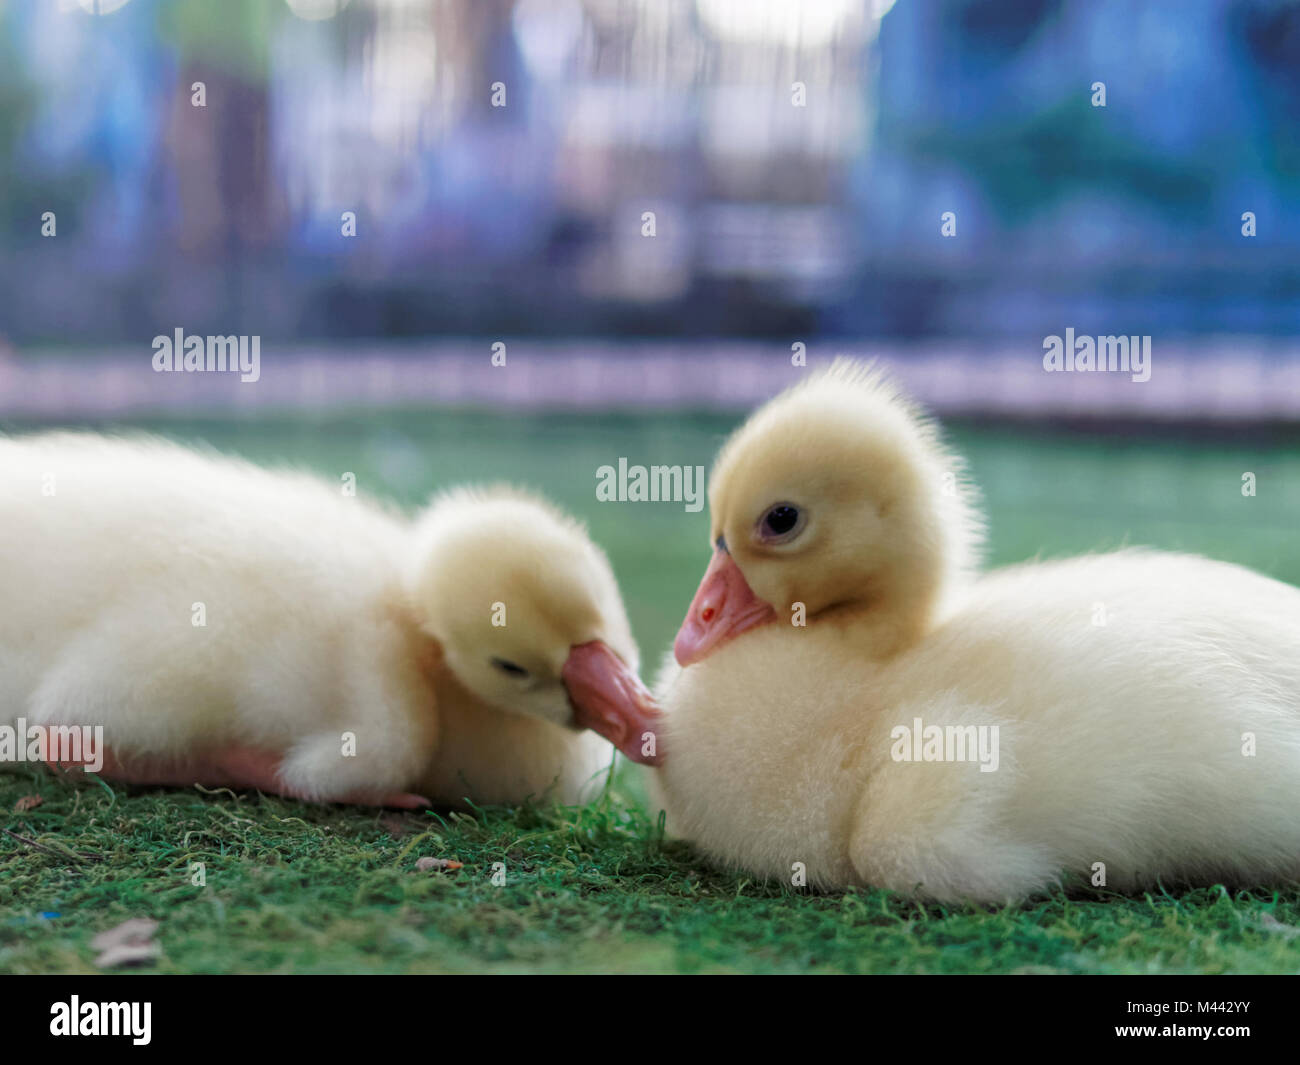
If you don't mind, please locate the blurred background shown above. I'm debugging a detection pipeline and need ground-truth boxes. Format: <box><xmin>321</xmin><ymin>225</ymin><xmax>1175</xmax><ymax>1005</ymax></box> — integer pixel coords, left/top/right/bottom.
<box><xmin>1</xmin><ymin>0</ymin><xmax>1298</xmax><ymax>670</ymax></box>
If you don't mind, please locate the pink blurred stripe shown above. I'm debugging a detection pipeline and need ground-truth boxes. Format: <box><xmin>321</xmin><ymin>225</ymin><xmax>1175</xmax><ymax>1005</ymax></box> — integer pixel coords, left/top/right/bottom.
<box><xmin>1</xmin><ymin>341</ymin><xmax>1298</xmax><ymax>421</ymax></box>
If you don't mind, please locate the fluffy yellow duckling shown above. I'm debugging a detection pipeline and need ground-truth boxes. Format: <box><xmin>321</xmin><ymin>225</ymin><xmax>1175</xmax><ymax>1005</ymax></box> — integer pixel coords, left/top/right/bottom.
<box><xmin>653</xmin><ymin>360</ymin><xmax>1300</xmax><ymax>902</ymax></box>
<box><xmin>0</xmin><ymin>433</ymin><xmax>658</xmax><ymax>807</ymax></box>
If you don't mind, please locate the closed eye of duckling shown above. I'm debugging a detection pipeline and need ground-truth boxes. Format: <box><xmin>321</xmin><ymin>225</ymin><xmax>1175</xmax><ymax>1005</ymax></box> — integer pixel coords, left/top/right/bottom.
<box><xmin>490</xmin><ymin>657</ymin><xmax>529</xmax><ymax>678</ymax></box>
<box><xmin>755</xmin><ymin>502</ymin><xmax>805</xmax><ymax>544</ymax></box>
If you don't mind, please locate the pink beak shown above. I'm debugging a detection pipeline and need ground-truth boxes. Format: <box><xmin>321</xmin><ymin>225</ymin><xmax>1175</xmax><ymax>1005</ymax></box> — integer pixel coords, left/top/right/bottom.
<box><xmin>562</xmin><ymin>640</ymin><xmax>663</xmax><ymax>766</ymax></box>
<box><xmin>674</xmin><ymin>548</ymin><xmax>776</xmax><ymax>666</ymax></box>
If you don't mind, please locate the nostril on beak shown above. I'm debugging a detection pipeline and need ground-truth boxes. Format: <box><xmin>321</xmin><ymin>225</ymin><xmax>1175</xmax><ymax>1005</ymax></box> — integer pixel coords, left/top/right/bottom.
<box><xmin>701</xmin><ymin>605</ymin><xmax>716</xmax><ymax>622</ymax></box>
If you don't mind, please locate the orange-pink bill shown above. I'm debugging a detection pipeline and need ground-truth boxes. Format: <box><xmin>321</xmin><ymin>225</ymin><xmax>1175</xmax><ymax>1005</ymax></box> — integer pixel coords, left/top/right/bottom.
<box><xmin>563</xmin><ymin>639</ymin><xmax>662</xmax><ymax>766</ymax></box>
<box><xmin>673</xmin><ymin>548</ymin><xmax>775</xmax><ymax>667</ymax></box>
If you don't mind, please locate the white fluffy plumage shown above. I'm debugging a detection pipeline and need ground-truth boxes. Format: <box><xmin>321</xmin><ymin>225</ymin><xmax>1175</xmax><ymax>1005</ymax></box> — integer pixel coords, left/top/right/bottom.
<box><xmin>652</xmin><ymin>361</ymin><xmax>1300</xmax><ymax>902</ymax></box>
<box><xmin>0</xmin><ymin>433</ymin><xmax>628</xmax><ymax>805</ymax></box>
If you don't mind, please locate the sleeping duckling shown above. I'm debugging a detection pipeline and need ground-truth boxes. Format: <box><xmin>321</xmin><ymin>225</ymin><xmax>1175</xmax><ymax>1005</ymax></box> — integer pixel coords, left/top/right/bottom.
<box><xmin>652</xmin><ymin>360</ymin><xmax>1300</xmax><ymax>903</ymax></box>
<box><xmin>0</xmin><ymin>433</ymin><xmax>658</xmax><ymax>808</ymax></box>
<box><xmin>407</xmin><ymin>485</ymin><xmax>661</xmax><ymax>803</ymax></box>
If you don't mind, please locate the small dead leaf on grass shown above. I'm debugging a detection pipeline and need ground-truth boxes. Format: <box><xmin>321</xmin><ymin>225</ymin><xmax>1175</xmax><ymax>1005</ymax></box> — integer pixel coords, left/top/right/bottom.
<box><xmin>415</xmin><ymin>857</ymin><xmax>463</xmax><ymax>873</ymax></box>
<box><xmin>91</xmin><ymin>917</ymin><xmax>160</xmax><ymax>969</ymax></box>
<box><xmin>13</xmin><ymin>795</ymin><xmax>44</xmax><ymax>812</ymax></box>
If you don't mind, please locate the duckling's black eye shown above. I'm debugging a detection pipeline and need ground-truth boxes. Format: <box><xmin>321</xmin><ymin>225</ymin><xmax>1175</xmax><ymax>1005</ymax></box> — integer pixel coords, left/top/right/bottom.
<box><xmin>757</xmin><ymin>503</ymin><xmax>804</xmax><ymax>543</ymax></box>
<box><xmin>765</xmin><ymin>506</ymin><xmax>799</xmax><ymax>534</ymax></box>
<box><xmin>491</xmin><ymin>657</ymin><xmax>529</xmax><ymax>678</ymax></box>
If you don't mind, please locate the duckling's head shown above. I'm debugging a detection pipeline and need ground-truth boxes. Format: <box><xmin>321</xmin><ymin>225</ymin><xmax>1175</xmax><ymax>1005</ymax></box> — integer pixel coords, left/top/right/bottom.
<box><xmin>408</xmin><ymin>487</ymin><xmax>660</xmax><ymax>764</ymax></box>
<box><xmin>675</xmin><ymin>360</ymin><xmax>983</xmax><ymax>666</ymax></box>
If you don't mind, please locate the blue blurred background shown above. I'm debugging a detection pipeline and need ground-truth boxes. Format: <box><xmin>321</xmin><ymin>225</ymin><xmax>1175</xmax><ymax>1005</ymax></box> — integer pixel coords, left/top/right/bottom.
<box><xmin>1</xmin><ymin>0</ymin><xmax>1298</xmax><ymax>666</ymax></box>
<box><xmin>3</xmin><ymin>0</ymin><xmax>1299</xmax><ymax>346</ymax></box>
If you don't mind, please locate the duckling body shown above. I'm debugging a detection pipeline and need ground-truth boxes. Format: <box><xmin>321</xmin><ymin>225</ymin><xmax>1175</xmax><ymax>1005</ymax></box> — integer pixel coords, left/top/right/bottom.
<box><xmin>653</xmin><ymin>362</ymin><xmax>1300</xmax><ymax>902</ymax></box>
<box><xmin>1</xmin><ymin>433</ymin><xmax>652</xmax><ymax>806</ymax></box>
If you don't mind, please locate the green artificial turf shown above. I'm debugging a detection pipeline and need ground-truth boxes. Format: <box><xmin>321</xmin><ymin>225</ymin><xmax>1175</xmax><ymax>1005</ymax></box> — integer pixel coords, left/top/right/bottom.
<box><xmin>3</xmin><ymin>408</ymin><xmax>1300</xmax><ymax>974</ymax></box>
<box><xmin>4</xmin><ymin>769</ymin><xmax>1300</xmax><ymax>975</ymax></box>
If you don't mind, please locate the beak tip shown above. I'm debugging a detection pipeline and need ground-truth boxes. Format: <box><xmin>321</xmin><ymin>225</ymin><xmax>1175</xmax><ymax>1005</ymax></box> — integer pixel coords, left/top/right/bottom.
<box><xmin>672</xmin><ymin>648</ymin><xmax>695</xmax><ymax>669</ymax></box>
<box><xmin>672</xmin><ymin>623</ymin><xmax>709</xmax><ymax>668</ymax></box>
<box><xmin>564</xmin><ymin>640</ymin><xmax>663</xmax><ymax>760</ymax></box>
<box><xmin>673</xmin><ymin>549</ymin><xmax>776</xmax><ymax>667</ymax></box>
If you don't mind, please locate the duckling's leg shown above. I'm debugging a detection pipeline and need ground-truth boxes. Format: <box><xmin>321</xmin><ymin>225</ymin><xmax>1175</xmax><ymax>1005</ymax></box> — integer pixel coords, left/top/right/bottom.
<box><xmin>46</xmin><ymin>741</ymin><xmax>431</xmax><ymax>809</ymax></box>
<box><xmin>199</xmin><ymin>746</ymin><xmax>432</xmax><ymax>808</ymax></box>
<box><xmin>265</xmin><ymin>637</ymin><xmax>443</xmax><ymax>807</ymax></box>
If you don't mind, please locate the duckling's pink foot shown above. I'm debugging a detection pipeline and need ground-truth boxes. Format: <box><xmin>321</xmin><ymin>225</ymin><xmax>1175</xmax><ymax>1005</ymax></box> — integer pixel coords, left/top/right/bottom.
<box><xmin>208</xmin><ymin>749</ymin><xmax>432</xmax><ymax>807</ymax></box>
<box><xmin>46</xmin><ymin>743</ymin><xmax>282</xmax><ymax>789</ymax></box>
<box><xmin>51</xmin><ymin>743</ymin><xmax>430</xmax><ymax>809</ymax></box>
